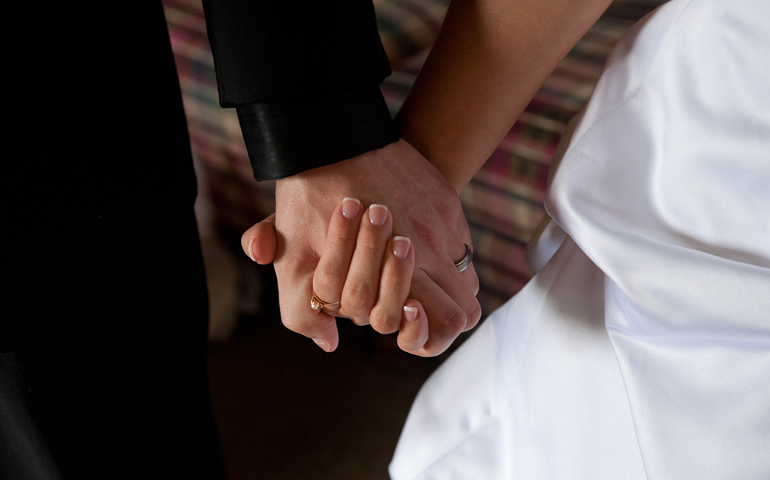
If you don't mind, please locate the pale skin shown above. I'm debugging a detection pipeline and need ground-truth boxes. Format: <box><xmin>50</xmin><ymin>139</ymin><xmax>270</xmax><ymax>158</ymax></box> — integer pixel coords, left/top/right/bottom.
<box><xmin>243</xmin><ymin>0</ymin><xmax>613</xmax><ymax>354</ymax></box>
<box><xmin>250</xmin><ymin>140</ymin><xmax>481</xmax><ymax>356</ymax></box>
<box><xmin>244</xmin><ymin>200</ymin><xmax>431</xmax><ymax>354</ymax></box>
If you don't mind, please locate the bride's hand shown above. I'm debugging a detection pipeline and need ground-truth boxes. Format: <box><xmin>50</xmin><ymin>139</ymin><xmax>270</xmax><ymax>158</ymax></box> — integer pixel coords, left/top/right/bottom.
<box><xmin>242</xmin><ymin>198</ymin><xmax>430</xmax><ymax>354</ymax></box>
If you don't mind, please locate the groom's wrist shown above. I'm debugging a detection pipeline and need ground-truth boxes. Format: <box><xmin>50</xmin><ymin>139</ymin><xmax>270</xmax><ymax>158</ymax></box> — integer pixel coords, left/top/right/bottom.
<box><xmin>237</xmin><ymin>86</ymin><xmax>400</xmax><ymax>182</ymax></box>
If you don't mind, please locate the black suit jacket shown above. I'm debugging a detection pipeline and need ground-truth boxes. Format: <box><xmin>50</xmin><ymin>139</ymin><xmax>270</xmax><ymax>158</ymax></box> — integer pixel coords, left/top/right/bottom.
<box><xmin>202</xmin><ymin>0</ymin><xmax>399</xmax><ymax>180</ymax></box>
<box><xmin>6</xmin><ymin>0</ymin><xmax>396</xmax><ymax>350</ymax></box>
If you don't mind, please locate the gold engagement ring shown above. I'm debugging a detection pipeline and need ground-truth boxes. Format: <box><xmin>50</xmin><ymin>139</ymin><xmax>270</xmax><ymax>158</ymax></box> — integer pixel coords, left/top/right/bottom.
<box><xmin>311</xmin><ymin>291</ymin><xmax>341</xmax><ymax>311</ymax></box>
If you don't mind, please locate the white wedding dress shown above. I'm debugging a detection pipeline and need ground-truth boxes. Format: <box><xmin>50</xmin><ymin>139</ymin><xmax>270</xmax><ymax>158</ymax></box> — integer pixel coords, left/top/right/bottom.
<box><xmin>389</xmin><ymin>0</ymin><xmax>770</xmax><ymax>478</ymax></box>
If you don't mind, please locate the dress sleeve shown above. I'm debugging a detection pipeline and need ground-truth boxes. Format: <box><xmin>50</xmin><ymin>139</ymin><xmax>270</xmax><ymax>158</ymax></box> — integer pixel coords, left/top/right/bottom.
<box><xmin>201</xmin><ymin>0</ymin><xmax>400</xmax><ymax>181</ymax></box>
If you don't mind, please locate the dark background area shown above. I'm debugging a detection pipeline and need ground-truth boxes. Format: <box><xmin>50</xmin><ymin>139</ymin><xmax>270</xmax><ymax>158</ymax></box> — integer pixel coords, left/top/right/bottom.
<box><xmin>207</xmin><ymin>271</ymin><xmax>441</xmax><ymax>480</ymax></box>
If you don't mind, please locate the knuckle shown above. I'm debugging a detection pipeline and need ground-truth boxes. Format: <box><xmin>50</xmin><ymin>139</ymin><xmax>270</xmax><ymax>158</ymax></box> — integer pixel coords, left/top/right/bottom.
<box><xmin>355</xmin><ymin>233</ymin><xmax>382</xmax><ymax>257</ymax></box>
<box><xmin>379</xmin><ymin>270</ymin><xmax>401</xmax><ymax>292</ymax></box>
<box><xmin>464</xmin><ymin>301</ymin><xmax>482</xmax><ymax>331</ymax></box>
<box><xmin>370</xmin><ymin>310</ymin><xmax>400</xmax><ymax>335</ymax></box>
<box><xmin>326</xmin><ymin>228</ymin><xmax>356</xmax><ymax>252</ymax></box>
<box><xmin>342</xmin><ymin>282</ymin><xmax>376</xmax><ymax>316</ymax></box>
<box><xmin>442</xmin><ymin>309</ymin><xmax>467</xmax><ymax>338</ymax></box>
<box><xmin>314</xmin><ymin>264</ymin><xmax>347</xmax><ymax>292</ymax></box>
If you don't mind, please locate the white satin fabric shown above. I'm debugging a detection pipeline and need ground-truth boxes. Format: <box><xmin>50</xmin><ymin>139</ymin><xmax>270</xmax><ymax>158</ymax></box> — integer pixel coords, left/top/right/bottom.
<box><xmin>389</xmin><ymin>0</ymin><xmax>770</xmax><ymax>478</ymax></box>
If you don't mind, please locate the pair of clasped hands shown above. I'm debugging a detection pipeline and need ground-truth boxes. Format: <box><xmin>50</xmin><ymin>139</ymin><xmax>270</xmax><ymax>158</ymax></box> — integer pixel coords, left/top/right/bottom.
<box><xmin>239</xmin><ymin>140</ymin><xmax>481</xmax><ymax>356</ymax></box>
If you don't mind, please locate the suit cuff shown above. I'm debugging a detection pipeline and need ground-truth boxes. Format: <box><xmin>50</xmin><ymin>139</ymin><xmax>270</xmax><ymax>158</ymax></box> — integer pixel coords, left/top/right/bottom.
<box><xmin>237</xmin><ymin>85</ymin><xmax>400</xmax><ymax>181</ymax></box>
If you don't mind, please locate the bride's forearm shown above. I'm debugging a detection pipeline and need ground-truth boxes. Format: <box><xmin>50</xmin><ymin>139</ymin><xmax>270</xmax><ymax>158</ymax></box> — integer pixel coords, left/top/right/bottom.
<box><xmin>396</xmin><ymin>0</ymin><xmax>613</xmax><ymax>193</ymax></box>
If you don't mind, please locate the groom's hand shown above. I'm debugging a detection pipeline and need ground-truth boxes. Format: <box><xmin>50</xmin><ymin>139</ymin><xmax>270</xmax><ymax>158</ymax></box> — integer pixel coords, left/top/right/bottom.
<box><xmin>244</xmin><ymin>139</ymin><xmax>480</xmax><ymax>356</ymax></box>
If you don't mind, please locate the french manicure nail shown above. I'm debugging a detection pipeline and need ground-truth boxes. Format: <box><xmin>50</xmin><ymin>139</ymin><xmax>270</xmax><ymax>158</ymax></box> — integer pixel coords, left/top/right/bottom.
<box><xmin>312</xmin><ymin>338</ymin><xmax>329</xmax><ymax>352</ymax></box>
<box><xmin>342</xmin><ymin>197</ymin><xmax>362</xmax><ymax>219</ymax></box>
<box><xmin>247</xmin><ymin>237</ymin><xmax>256</xmax><ymax>262</ymax></box>
<box><xmin>369</xmin><ymin>204</ymin><xmax>388</xmax><ymax>226</ymax></box>
<box><xmin>403</xmin><ymin>306</ymin><xmax>419</xmax><ymax>322</ymax></box>
<box><xmin>393</xmin><ymin>236</ymin><xmax>411</xmax><ymax>259</ymax></box>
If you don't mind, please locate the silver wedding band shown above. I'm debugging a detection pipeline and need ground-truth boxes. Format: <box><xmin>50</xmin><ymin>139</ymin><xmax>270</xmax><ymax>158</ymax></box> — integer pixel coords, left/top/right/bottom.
<box><xmin>455</xmin><ymin>244</ymin><xmax>473</xmax><ymax>272</ymax></box>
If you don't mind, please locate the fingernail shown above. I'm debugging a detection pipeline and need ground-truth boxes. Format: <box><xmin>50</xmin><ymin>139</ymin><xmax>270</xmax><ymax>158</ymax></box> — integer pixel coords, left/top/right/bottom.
<box><xmin>312</xmin><ymin>338</ymin><xmax>329</xmax><ymax>352</ymax></box>
<box><xmin>342</xmin><ymin>197</ymin><xmax>362</xmax><ymax>219</ymax></box>
<box><xmin>393</xmin><ymin>236</ymin><xmax>411</xmax><ymax>259</ymax></box>
<box><xmin>369</xmin><ymin>204</ymin><xmax>388</xmax><ymax>226</ymax></box>
<box><xmin>247</xmin><ymin>237</ymin><xmax>256</xmax><ymax>262</ymax></box>
<box><xmin>403</xmin><ymin>306</ymin><xmax>418</xmax><ymax>322</ymax></box>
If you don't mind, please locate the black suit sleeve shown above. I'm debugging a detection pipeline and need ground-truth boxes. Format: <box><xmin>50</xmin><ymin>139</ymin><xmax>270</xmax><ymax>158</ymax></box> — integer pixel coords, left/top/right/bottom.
<box><xmin>201</xmin><ymin>0</ymin><xmax>400</xmax><ymax>181</ymax></box>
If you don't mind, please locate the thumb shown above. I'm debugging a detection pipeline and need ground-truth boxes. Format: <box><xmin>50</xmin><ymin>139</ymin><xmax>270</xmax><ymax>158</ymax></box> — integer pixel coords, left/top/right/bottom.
<box><xmin>241</xmin><ymin>213</ymin><xmax>277</xmax><ymax>265</ymax></box>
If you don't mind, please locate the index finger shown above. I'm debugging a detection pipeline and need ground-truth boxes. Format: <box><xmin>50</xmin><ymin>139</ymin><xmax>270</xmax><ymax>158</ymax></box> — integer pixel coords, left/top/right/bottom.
<box><xmin>275</xmin><ymin>260</ymin><xmax>340</xmax><ymax>353</ymax></box>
